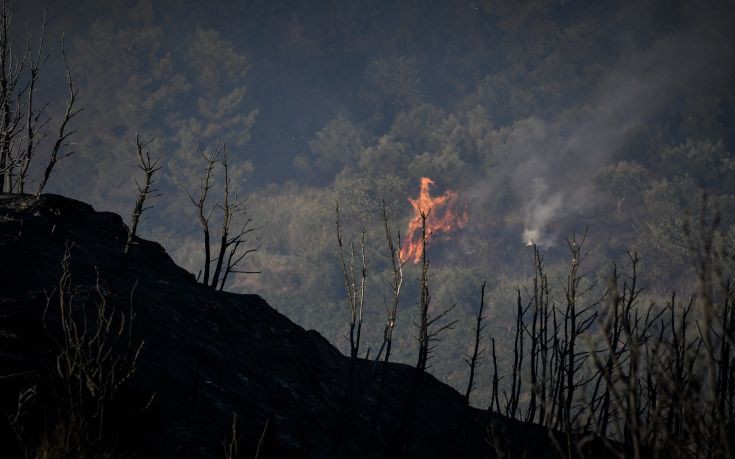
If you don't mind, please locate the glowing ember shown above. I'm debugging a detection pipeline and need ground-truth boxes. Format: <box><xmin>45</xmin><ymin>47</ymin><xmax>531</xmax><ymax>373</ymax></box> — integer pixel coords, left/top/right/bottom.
<box><xmin>400</xmin><ymin>177</ymin><xmax>468</xmax><ymax>263</ymax></box>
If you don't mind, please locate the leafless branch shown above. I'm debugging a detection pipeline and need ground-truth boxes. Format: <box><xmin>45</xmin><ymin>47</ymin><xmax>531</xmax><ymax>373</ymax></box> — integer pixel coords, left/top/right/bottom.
<box><xmin>36</xmin><ymin>35</ymin><xmax>83</xmax><ymax>197</ymax></box>
<box><xmin>123</xmin><ymin>134</ymin><xmax>160</xmax><ymax>261</ymax></box>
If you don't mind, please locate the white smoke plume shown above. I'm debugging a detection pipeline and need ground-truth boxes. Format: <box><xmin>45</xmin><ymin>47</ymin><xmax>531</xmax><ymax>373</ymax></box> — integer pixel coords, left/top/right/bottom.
<box><xmin>471</xmin><ymin>4</ymin><xmax>735</xmax><ymax>247</ymax></box>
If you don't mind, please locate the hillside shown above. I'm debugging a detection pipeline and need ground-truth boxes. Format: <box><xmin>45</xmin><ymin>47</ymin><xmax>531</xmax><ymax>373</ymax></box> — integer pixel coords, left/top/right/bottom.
<box><xmin>0</xmin><ymin>193</ymin><xmax>512</xmax><ymax>458</ymax></box>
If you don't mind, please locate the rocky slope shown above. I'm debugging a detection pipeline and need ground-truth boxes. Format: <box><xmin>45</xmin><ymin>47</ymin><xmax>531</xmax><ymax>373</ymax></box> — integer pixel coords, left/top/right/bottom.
<box><xmin>0</xmin><ymin>193</ymin><xmax>504</xmax><ymax>458</ymax></box>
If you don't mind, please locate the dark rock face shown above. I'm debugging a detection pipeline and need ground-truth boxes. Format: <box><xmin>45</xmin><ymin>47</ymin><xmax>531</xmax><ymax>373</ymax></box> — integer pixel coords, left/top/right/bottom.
<box><xmin>0</xmin><ymin>194</ymin><xmax>492</xmax><ymax>458</ymax></box>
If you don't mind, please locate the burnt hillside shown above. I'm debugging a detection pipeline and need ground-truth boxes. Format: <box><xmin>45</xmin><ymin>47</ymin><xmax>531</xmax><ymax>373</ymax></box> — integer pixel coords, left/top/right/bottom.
<box><xmin>0</xmin><ymin>193</ymin><xmax>520</xmax><ymax>458</ymax></box>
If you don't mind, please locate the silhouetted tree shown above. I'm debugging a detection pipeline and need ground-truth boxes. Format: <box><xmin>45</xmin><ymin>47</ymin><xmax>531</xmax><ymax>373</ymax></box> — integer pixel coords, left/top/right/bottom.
<box><xmin>124</xmin><ymin>134</ymin><xmax>160</xmax><ymax>261</ymax></box>
<box><xmin>17</xmin><ymin>14</ymin><xmax>49</xmax><ymax>194</ymax></box>
<box><xmin>0</xmin><ymin>0</ymin><xmax>24</xmax><ymax>192</ymax></box>
<box><xmin>211</xmin><ymin>147</ymin><xmax>257</xmax><ymax>291</ymax></box>
<box><xmin>464</xmin><ymin>281</ymin><xmax>486</xmax><ymax>404</ymax></box>
<box><xmin>375</xmin><ymin>200</ymin><xmax>404</xmax><ymax>365</ymax></box>
<box><xmin>335</xmin><ymin>202</ymin><xmax>366</xmax><ymax>361</ymax></box>
<box><xmin>188</xmin><ymin>141</ymin><xmax>218</xmax><ymax>286</ymax></box>
<box><xmin>188</xmin><ymin>141</ymin><xmax>257</xmax><ymax>291</ymax></box>
<box><xmin>36</xmin><ymin>37</ymin><xmax>82</xmax><ymax>197</ymax></box>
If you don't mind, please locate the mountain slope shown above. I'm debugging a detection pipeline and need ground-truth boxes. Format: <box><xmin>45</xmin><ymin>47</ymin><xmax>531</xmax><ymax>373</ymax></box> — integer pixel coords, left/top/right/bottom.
<box><xmin>0</xmin><ymin>193</ymin><xmax>498</xmax><ymax>458</ymax></box>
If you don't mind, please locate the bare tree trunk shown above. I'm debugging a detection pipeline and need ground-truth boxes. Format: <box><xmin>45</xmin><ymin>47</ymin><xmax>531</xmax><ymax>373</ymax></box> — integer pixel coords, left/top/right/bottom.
<box><xmin>18</xmin><ymin>16</ymin><xmax>48</xmax><ymax>194</ymax></box>
<box><xmin>375</xmin><ymin>201</ymin><xmax>403</xmax><ymax>365</ymax></box>
<box><xmin>124</xmin><ymin>134</ymin><xmax>159</xmax><ymax>261</ymax></box>
<box><xmin>564</xmin><ymin>237</ymin><xmax>579</xmax><ymax>431</ymax></box>
<box><xmin>336</xmin><ymin>203</ymin><xmax>366</xmax><ymax>360</ymax></box>
<box><xmin>416</xmin><ymin>210</ymin><xmax>430</xmax><ymax>372</ymax></box>
<box><xmin>464</xmin><ymin>281</ymin><xmax>486</xmax><ymax>404</ymax></box>
<box><xmin>539</xmin><ymin>250</ymin><xmax>550</xmax><ymax>426</ymax></box>
<box><xmin>187</xmin><ymin>141</ymin><xmax>219</xmax><ymax>286</ymax></box>
<box><xmin>0</xmin><ymin>0</ymin><xmax>27</xmax><ymax>193</ymax></box>
<box><xmin>37</xmin><ymin>37</ymin><xmax>82</xmax><ymax>197</ymax></box>
<box><xmin>0</xmin><ymin>0</ymin><xmax>11</xmax><ymax>192</ymax></box>
<box><xmin>203</xmin><ymin>145</ymin><xmax>259</xmax><ymax>292</ymax></box>
<box><xmin>506</xmin><ymin>288</ymin><xmax>524</xmax><ymax>419</ymax></box>
<box><xmin>489</xmin><ymin>337</ymin><xmax>501</xmax><ymax>414</ymax></box>
<box><xmin>527</xmin><ymin>247</ymin><xmax>541</xmax><ymax>422</ymax></box>
<box><xmin>210</xmin><ymin>147</ymin><xmax>232</xmax><ymax>289</ymax></box>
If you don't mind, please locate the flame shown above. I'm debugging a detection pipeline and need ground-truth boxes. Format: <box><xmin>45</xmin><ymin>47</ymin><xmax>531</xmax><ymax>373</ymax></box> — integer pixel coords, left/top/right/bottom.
<box><xmin>400</xmin><ymin>177</ymin><xmax>468</xmax><ymax>263</ymax></box>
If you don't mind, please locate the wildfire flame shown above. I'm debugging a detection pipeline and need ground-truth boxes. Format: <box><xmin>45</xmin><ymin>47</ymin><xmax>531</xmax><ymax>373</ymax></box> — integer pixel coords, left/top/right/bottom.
<box><xmin>400</xmin><ymin>177</ymin><xmax>468</xmax><ymax>263</ymax></box>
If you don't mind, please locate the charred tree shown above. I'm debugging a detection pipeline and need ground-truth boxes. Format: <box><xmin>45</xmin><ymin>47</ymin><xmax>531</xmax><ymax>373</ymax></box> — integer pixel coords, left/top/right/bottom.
<box><xmin>123</xmin><ymin>134</ymin><xmax>160</xmax><ymax>262</ymax></box>
<box><xmin>36</xmin><ymin>37</ymin><xmax>82</xmax><ymax>197</ymax></box>
<box><xmin>17</xmin><ymin>15</ymin><xmax>49</xmax><ymax>194</ymax></box>
<box><xmin>335</xmin><ymin>202</ymin><xmax>366</xmax><ymax>361</ymax></box>
<box><xmin>210</xmin><ymin>147</ymin><xmax>257</xmax><ymax>291</ymax></box>
<box><xmin>464</xmin><ymin>281</ymin><xmax>487</xmax><ymax>404</ymax></box>
<box><xmin>375</xmin><ymin>200</ymin><xmax>404</xmax><ymax>365</ymax></box>
<box><xmin>0</xmin><ymin>0</ymin><xmax>24</xmax><ymax>192</ymax></box>
<box><xmin>188</xmin><ymin>142</ymin><xmax>219</xmax><ymax>286</ymax></box>
<box><xmin>188</xmin><ymin>141</ymin><xmax>258</xmax><ymax>290</ymax></box>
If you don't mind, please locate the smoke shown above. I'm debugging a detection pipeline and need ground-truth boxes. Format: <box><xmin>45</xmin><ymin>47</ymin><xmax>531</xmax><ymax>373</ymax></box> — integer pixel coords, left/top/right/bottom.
<box><xmin>522</xmin><ymin>178</ymin><xmax>563</xmax><ymax>246</ymax></box>
<box><xmin>471</xmin><ymin>2</ymin><xmax>735</xmax><ymax>247</ymax></box>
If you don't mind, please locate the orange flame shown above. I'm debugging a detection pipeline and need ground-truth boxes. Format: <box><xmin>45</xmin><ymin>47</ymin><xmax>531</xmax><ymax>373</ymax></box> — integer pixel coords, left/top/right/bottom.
<box><xmin>400</xmin><ymin>177</ymin><xmax>468</xmax><ymax>263</ymax></box>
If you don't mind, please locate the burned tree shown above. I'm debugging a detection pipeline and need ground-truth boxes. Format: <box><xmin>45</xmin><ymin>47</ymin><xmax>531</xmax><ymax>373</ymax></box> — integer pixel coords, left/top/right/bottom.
<box><xmin>188</xmin><ymin>141</ymin><xmax>257</xmax><ymax>291</ymax></box>
<box><xmin>415</xmin><ymin>209</ymin><xmax>456</xmax><ymax>374</ymax></box>
<box><xmin>210</xmin><ymin>147</ymin><xmax>257</xmax><ymax>291</ymax></box>
<box><xmin>188</xmin><ymin>141</ymin><xmax>218</xmax><ymax>286</ymax></box>
<box><xmin>505</xmin><ymin>287</ymin><xmax>527</xmax><ymax>419</ymax></box>
<box><xmin>479</xmin><ymin>200</ymin><xmax>735</xmax><ymax>458</ymax></box>
<box><xmin>374</xmin><ymin>200</ymin><xmax>404</xmax><ymax>365</ymax></box>
<box><xmin>17</xmin><ymin>15</ymin><xmax>49</xmax><ymax>194</ymax></box>
<box><xmin>36</xmin><ymin>37</ymin><xmax>82</xmax><ymax>197</ymax></box>
<box><xmin>0</xmin><ymin>2</ymin><xmax>79</xmax><ymax>196</ymax></box>
<box><xmin>488</xmin><ymin>336</ymin><xmax>501</xmax><ymax>414</ymax></box>
<box><xmin>335</xmin><ymin>202</ymin><xmax>366</xmax><ymax>361</ymax></box>
<box><xmin>124</xmin><ymin>134</ymin><xmax>160</xmax><ymax>261</ymax></box>
<box><xmin>0</xmin><ymin>0</ymin><xmax>24</xmax><ymax>192</ymax></box>
<box><xmin>552</xmin><ymin>231</ymin><xmax>599</xmax><ymax>431</ymax></box>
<box><xmin>464</xmin><ymin>281</ymin><xmax>487</xmax><ymax>404</ymax></box>
<box><xmin>527</xmin><ymin>244</ymin><xmax>551</xmax><ymax>424</ymax></box>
